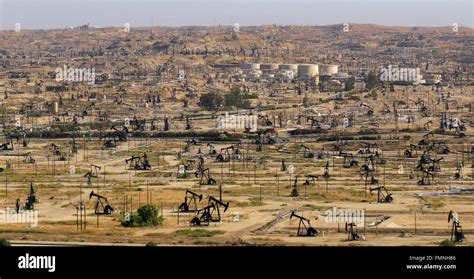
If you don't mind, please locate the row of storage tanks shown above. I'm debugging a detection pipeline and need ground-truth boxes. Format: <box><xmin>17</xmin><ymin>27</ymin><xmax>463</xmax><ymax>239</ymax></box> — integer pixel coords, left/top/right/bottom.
<box><xmin>241</xmin><ymin>63</ymin><xmax>338</xmax><ymax>78</ymax></box>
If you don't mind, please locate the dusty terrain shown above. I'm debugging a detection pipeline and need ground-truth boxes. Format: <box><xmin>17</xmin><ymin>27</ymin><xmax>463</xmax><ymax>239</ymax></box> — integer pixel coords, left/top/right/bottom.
<box><xmin>0</xmin><ymin>24</ymin><xmax>472</xmax><ymax>246</ymax></box>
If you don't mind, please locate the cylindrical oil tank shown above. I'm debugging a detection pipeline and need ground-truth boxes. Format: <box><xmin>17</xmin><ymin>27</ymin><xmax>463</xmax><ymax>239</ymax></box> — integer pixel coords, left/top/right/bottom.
<box><xmin>319</xmin><ymin>64</ymin><xmax>338</xmax><ymax>76</ymax></box>
<box><xmin>279</xmin><ymin>64</ymin><xmax>298</xmax><ymax>72</ymax></box>
<box><xmin>260</xmin><ymin>63</ymin><xmax>279</xmax><ymax>71</ymax></box>
<box><xmin>241</xmin><ymin>63</ymin><xmax>260</xmax><ymax>70</ymax></box>
<box><xmin>298</xmin><ymin>64</ymin><xmax>319</xmax><ymax>78</ymax></box>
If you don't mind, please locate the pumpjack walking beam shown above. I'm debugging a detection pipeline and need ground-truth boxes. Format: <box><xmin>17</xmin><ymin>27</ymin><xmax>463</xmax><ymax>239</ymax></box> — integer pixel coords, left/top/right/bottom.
<box><xmin>290</xmin><ymin>211</ymin><xmax>317</xmax><ymax>236</ymax></box>
<box><xmin>448</xmin><ymin>211</ymin><xmax>464</xmax><ymax>242</ymax></box>
<box><xmin>190</xmin><ymin>196</ymin><xmax>229</xmax><ymax>226</ymax></box>
<box><xmin>89</xmin><ymin>191</ymin><xmax>114</xmax><ymax>215</ymax></box>
<box><xmin>369</xmin><ymin>186</ymin><xmax>393</xmax><ymax>203</ymax></box>
<box><xmin>179</xmin><ymin>190</ymin><xmax>203</xmax><ymax>212</ymax></box>
<box><xmin>345</xmin><ymin>222</ymin><xmax>360</xmax><ymax>241</ymax></box>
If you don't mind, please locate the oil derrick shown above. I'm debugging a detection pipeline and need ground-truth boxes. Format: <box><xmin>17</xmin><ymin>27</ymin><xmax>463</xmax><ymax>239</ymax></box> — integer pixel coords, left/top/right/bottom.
<box><xmin>448</xmin><ymin>211</ymin><xmax>464</xmax><ymax>242</ymax></box>
<box><xmin>22</xmin><ymin>153</ymin><xmax>35</xmax><ymax>164</ymax></box>
<box><xmin>415</xmin><ymin>153</ymin><xmax>442</xmax><ymax>185</ymax></box>
<box><xmin>84</xmin><ymin>164</ymin><xmax>101</xmax><ymax>187</ymax></box>
<box><xmin>190</xmin><ymin>196</ymin><xmax>229</xmax><ymax>226</ymax></box>
<box><xmin>306</xmin><ymin>116</ymin><xmax>320</xmax><ymax>129</ymax></box>
<box><xmin>369</xmin><ymin>186</ymin><xmax>393</xmax><ymax>203</ymax></box>
<box><xmin>360</xmin><ymin>156</ymin><xmax>378</xmax><ymax>186</ymax></box>
<box><xmin>280</xmin><ymin>159</ymin><xmax>287</xmax><ymax>171</ymax></box>
<box><xmin>70</xmin><ymin>136</ymin><xmax>78</xmax><ymax>154</ymax></box>
<box><xmin>357</xmin><ymin>142</ymin><xmax>379</xmax><ymax>156</ymax></box>
<box><xmin>290</xmin><ymin>176</ymin><xmax>299</xmax><ymax>197</ymax></box>
<box><xmin>258</xmin><ymin>115</ymin><xmax>273</xmax><ymax>127</ymax></box>
<box><xmin>345</xmin><ymin>222</ymin><xmax>360</xmax><ymax>241</ymax></box>
<box><xmin>125</xmin><ymin>153</ymin><xmax>151</xmax><ymax>170</ymax></box>
<box><xmin>216</xmin><ymin>145</ymin><xmax>235</xmax><ymax>162</ymax></box>
<box><xmin>49</xmin><ymin>143</ymin><xmax>66</xmax><ymax>161</ymax></box>
<box><xmin>24</xmin><ymin>182</ymin><xmax>37</xmax><ymax>210</ymax></box>
<box><xmin>5</xmin><ymin>152</ymin><xmax>35</xmax><ymax>164</ymax></box>
<box><xmin>100</xmin><ymin>134</ymin><xmax>117</xmax><ymax>149</ymax></box>
<box><xmin>182</xmin><ymin>138</ymin><xmax>198</xmax><ymax>153</ymax></box>
<box><xmin>404</xmin><ymin>144</ymin><xmax>420</xmax><ymax>158</ymax></box>
<box><xmin>194</xmin><ymin>168</ymin><xmax>216</xmax><ymax>185</ymax></box>
<box><xmin>341</xmin><ymin>152</ymin><xmax>358</xmax><ymax>168</ymax></box>
<box><xmin>393</xmin><ymin>101</ymin><xmax>399</xmax><ymax>142</ymax></box>
<box><xmin>21</xmin><ymin>134</ymin><xmax>29</xmax><ymax>147</ymax></box>
<box><xmin>89</xmin><ymin>191</ymin><xmax>114</xmax><ymax>215</ymax></box>
<box><xmin>164</xmin><ymin>117</ymin><xmax>170</xmax><ymax>131</ymax></box>
<box><xmin>82</xmin><ymin>103</ymin><xmax>95</xmax><ymax>117</ymax></box>
<box><xmin>185</xmin><ymin>116</ymin><xmax>192</xmax><ymax>130</ymax></box>
<box><xmin>111</xmin><ymin>125</ymin><xmax>128</xmax><ymax>142</ymax></box>
<box><xmin>454</xmin><ymin>162</ymin><xmax>463</xmax><ymax>179</ymax></box>
<box><xmin>299</xmin><ymin>144</ymin><xmax>314</xmax><ymax>158</ymax></box>
<box><xmin>178</xmin><ymin>190</ymin><xmax>203</xmax><ymax>212</ymax></box>
<box><xmin>290</xmin><ymin>211</ymin><xmax>317</xmax><ymax>236</ymax></box>
<box><xmin>207</xmin><ymin>143</ymin><xmax>217</xmax><ymax>155</ymax></box>
<box><xmin>130</xmin><ymin>116</ymin><xmax>146</xmax><ymax>132</ymax></box>
<box><xmin>303</xmin><ymin>175</ymin><xmax>318</xmax><ymax>186</ymax></box>
<box><xmin>323</xmin><ymin>161</ymin><xmax>330</xmax><ymax>179</ymax></box>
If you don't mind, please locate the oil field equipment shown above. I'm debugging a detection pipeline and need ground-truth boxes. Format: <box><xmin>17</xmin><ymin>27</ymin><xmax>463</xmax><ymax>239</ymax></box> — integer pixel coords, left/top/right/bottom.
<box><xmin>280</xmin><ymin>159</ymin><xmax>287</xmax><ymax>171</ymax></box>
<box><xmin>303</xmin><ymin>175</ymin><xmax>318</xmax><ymax>186</ymax></box>
<box><xmin>125</xmin><ymin>153</ymin><xmax>151</xmax><ymax>170</ymax></box>
<box><xmin>299</xmin><ymin>144</ymin><xmax>314</xmax><ymax>158</ymax></box>
<box><xmin>448</xmin><ymin>211</ymin><xmax>464</xmax><ymax>242</ymax></box>
<box><xmin>49</xmin><ymin>143</ymin><xmax>67</xmax><ymax>161</ymax></box>
<box><xmin>84</xmin><ymin>164</ymin><xmax>101</xmax><ymax>187</ymax></box>
<box><xmin>216</xmin><ymin>145</ymin><xmax>235</xmax><ymax>162</ymax></box>
<box><xmin>191</xmin><ymin>196</ymin><xmax>229</xmax><ymax>226</ymax></box>
<box><xmin>341</xmin><ymin>152</ymin><xmax>358</xmax><ymax>168</ymax></box>
<box><xmin>100</xmin><ymin>134</ymin><xmax>117</xmax><ymax>148</ymax></box>
<box><xmin>290</xmin><ymin>211</ymin><xmax>317</xmax><ymax>236</ymax></box>
<box><xmin>179</xmin><ymin>190</ymin><xmax>203</xmax><ymax>212</ymax></box>
<box><xmin>290</xmin><ymin>176</ymin><xmax>299</xmax><ymax>197</ymax></box>
<box><xmin>369</xmin><ymin>186</ymin><xmax>393</xmax><ymax>203</ymax></box>
<box><xmin>24</xmin><ymin>182</ymin><xmax>37</xmax><ymax>210</ymax></box>
<box><xmin>89</xmin><ymin>191</ymin><xmax>114</xmax><ymax>215</ymax></box>
<box><xmin>111</xmin><ymin>125</ymin><xmax>128</xmax><ymax>142</ymax></box>
<box><xmin>194</xmin><ymin>168</ymin><xmax>217</xmax><ymax>185</ymax></box>
<box><xmin>345</xmin><ymin>222</ymin><xmax>360</xmax><ymax>241</ymax></box>
<box><xmin>0</xmin><ymin>139</ymin><xmax>14</xmax><ymax>150</ymax></box>
<box><xmin>207</xmin><ymin>143</ymin><xmax>217</xmax><ymax>155</ymax></box>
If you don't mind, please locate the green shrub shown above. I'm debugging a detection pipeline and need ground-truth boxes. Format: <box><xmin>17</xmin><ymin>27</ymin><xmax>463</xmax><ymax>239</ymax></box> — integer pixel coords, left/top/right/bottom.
<box><xmin>439</xmin><ymin>239</ymin><xmax>455</xmax><ymax>246</ymax></box>
<box><xmin>0</xmin><ymin>238</ymin><xmax>11</xmax><ymax>246</ymax></box>
<box><xmin>122</xmin><ymin>205</ymin><xmax>164</xmax><ymax>227</ymax></box>
<box><xmin>175</xmin><ymin>229</ymin><xmax>225</xmax><ymax>237</ymax></box>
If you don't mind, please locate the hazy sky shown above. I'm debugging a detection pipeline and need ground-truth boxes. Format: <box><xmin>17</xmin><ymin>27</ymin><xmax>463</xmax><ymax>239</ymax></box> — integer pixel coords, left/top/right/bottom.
<box><xmin>0</xmin><ymin>0</ymin><xmax>472</xmax><ymax>30</ymax></box>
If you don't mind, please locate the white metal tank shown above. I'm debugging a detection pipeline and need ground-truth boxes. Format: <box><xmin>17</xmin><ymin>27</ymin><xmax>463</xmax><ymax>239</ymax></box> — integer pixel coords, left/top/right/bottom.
<box><xmin>278</xmin><ymin>64</ymin><xmax>298</xmax><ymax>72</ymax></box>
<box><xmin>298</xmin><ymin>64</ymin><xmax>319</xmax><ymax>78</ymax></box>
<box><xmin>241</xmin><ymin>63</ymin><xmax>260</xmax><ymax>70</ymax></box>
<box><xmin>319</xmin><ymin>64</ymin><xmax>338</xmax><ymax>76</ymax></box>
<box><xmin>260</xmin><ymin>63</ymin><xmax>279</xmax><ymax>70</ymax></box>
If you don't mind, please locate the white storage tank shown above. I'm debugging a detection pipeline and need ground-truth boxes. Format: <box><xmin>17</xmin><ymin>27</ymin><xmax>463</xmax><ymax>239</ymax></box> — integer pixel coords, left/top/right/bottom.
<box><xmin>260</xmin><ymin>63</ymin><xmax>279</xmax><ymax>71</ymax></box>
<box><xmin>319</xmin><ymin>64</ymin><xmax>338</xmax><ymax>76</ymax></box>
<box><xmin>279</xmin><ymin>64</ymin><xmax>298</xmax><ymax>72</ymax></box>
<box><xmin>298</xmin><ymin>64</ymin><xmax>319</xmax><ymax>78</ymax></box>
<box><xmin>241</xmin><ymin>63</ymin><xmax>260</xmax><ymax>70</ymax></box>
